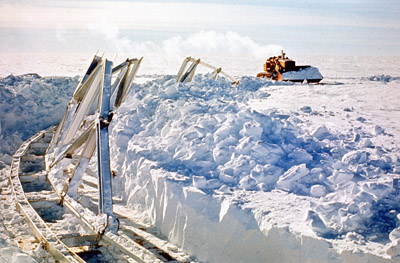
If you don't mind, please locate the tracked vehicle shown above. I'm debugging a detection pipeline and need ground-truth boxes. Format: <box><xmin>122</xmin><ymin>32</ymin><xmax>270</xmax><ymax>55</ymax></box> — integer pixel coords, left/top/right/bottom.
<box><xmin>257</xmin><ymin>51</ymin><xmax>323</xmax><ymax>83</ymax></box>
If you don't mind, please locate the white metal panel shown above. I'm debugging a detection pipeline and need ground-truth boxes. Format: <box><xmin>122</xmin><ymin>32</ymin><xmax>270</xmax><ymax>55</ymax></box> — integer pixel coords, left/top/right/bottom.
<box><xmin>62</xmin><ymin>62</ymin><xmax>104</xmax><ymax>145</ymax></box>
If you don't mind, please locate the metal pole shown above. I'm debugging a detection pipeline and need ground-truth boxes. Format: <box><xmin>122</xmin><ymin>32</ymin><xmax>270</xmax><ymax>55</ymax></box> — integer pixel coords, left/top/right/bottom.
<box><xmin>96</xmin><ymin>59</ymin><xmax>119</xmax><ymax>232</ymax></box>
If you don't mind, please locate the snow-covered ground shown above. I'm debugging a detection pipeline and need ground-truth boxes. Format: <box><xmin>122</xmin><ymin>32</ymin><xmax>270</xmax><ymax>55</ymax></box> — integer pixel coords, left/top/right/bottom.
<box><xmin>0</xmin><ymin>74</ymin><xmax>78</xmax><ymax>168</ymax></box>
<box><xmin>108</xmin><ymin>69</ymin><xmax>400</xmax><ymax>262</ymax></box>
<box><xmin>0</xmin><ymin>167</ymin><xmax>55</xmax><ymax>262</ymax></box>
<box><xmin>0</xmin><ymin>56</ymin><xmax>400</xmax><ymax>262</ymax></box>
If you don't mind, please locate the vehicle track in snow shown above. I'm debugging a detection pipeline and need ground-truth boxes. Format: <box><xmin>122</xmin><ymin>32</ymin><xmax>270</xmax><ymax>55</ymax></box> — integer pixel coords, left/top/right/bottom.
<box><xmin>8</xmin><ymin>128</ymin><xmax>198</xmax><ymax>263</ymax></box>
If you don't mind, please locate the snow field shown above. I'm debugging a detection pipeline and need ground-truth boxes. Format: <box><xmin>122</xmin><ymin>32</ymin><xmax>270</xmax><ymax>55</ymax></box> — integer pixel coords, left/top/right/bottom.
<box><xmin>0</xmin><ymin>58</ymin><xmax>399</xmax><ymax>262</ymax></box>
<box><xmin>281</xmin><ymin>66</ymin><xmax>323</xmax><ymax>81</ymax></box>
<box><xmin>0</xmin><ymin>74</ymin><xmax>77</xmax><ymax>168</ymax></box>
<box><xmin>0</xmin><ymin>167</ymin><xmax>54</xmax><ymax>263</ymax></box>
<box><xmin>108</xmin><ymin>74</ymin><xmax>400</xmax><ymax>261</ymax></box>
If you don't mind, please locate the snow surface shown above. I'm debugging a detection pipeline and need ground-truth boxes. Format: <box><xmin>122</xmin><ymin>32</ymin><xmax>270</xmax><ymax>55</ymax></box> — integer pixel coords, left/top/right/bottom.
<box><xmin>0</xmin><ymin>56</ymin><xmax>400</xmax><ymax>262</ymax></box>
<box><xmin>281</xmin><ymin>66</ymin><xmax>323</xmax><ymax>81</ymax></box>
<box><xmin>0</xmin><ymin>74</ymin><xmax>78</xmax><ymax>168</ymax></box>
<box><xmin>0</xmin><ymin>167</ymin><xmax>55</xmax><ymax>263</ymax></box>
<box><xmin>106</xmin><ymin>71</ymin><xmax>400</xmax><ymax>262</ymax></box>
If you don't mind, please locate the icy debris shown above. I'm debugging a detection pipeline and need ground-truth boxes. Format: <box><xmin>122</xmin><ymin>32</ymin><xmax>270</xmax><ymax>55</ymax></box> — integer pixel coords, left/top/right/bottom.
<box><xmin>192</xmin><ymin>175</ymin><xmax>207</xmax><ymax>189</ymax></box>
<box><xmin>106</xmin><ymin>73</ymin><xmax>400</xmax><ymax>261</ymax></box>
<box><xmin>342</xmin><ymin>150</ymin><xmax>368</xmax><ymax>165</ymax></box>
<box><xmin>0</xmin><ymin>247</ymin><xmax>38</xmax><ymax>263</ymax></box>
<box><xmin>2</xmin><ymin>154</ymin><xmax>12</xmax><ymax>165</ymax></box>
<box><xmin>328</xmin><ymin>170</ymin><xmax>354</xmax><ymax>185</ymax></box>
<box><xmin>310</xmin><ymin>184</ymin><xmax>327</xmax><ymax>197</ymax></box>
<box><xmin>366</xmin><ymin>75</ymin><xmax>400</xmax><ymax>83</ymax></box>
<box><xmin>311</xmin><ymin>125</ymin><xmax>330</xmax><ymax>140</ymax></box>
<box><xmin>0</xmin><ymin>74</ymin><xmax>77</xmax><ymax>163</ymax></box>
<box><xmin>373</xmin><ymin>125</ymin><xmax>385</xmax><ymax>136</ymax></box>
<box><xmin>109</xmin><ymin>74</ymin><xmax>400</xmax><ymax>239</ymax></box>
<box><xmin>306</xmin><ymin>210</ymin><xmax>331</xmax><ymax>237</ymax></box>
<box><xmin>300</xmin><ymin>106</ymin><xmax>312</xmax><ymax>113</ymax></box>
<box><xmin>356</xmin><ymin>116</ymin><xmax>366</xmax><ymax>123</ymax></box>
<box><xmin>281</xmin><ymin>66</ymin><xmax>323</xmax><ymax>81</ymax></box>
<box><xmin>3</xmin><ymin>69</ymin><xmax>400</xmax><ymax>262</ymax></box>
<box><xmin>276</xmin><ymin>164</ymin><xmax>309</xmax><ymax>191</ymax></box>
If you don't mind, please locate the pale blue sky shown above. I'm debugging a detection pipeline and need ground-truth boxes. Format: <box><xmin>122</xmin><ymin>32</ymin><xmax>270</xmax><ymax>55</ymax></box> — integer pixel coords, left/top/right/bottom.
<box><xmin>0</xmin><ymin>0</ymin><xmax>399</xmax><ymax>56</ymax></box>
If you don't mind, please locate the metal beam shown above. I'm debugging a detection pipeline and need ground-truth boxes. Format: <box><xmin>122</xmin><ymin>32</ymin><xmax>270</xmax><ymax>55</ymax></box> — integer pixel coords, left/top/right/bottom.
<box><xmin>62</xmin><ymin>62</ymin><xmax>104</xmax><ymax>145</ymax></box>
<box><xmin>96</xmin><ymin>59</ymin><xmax>118</xmax><ymax>232</ymax></box>
<box><xmin>114</xmin><ymin>57</ymin><xmax>143</xmax><ymax>109</ymax></box>
<box><xmin>176</xmin><ymin>57</ymin><xmax>191</xmax><ymax>81</ymax></box>
<box><xmin>176</xmin><ymin>56</ymin><xmax>239</xmax><ymax>84</ymax></box>
<box><xmin>178</xmin><ymin>58</ymin><xmax>200</xmax><ymax>83</ymax></box>
<box><xmin>46</xmin><ymin>54</ymin><xmax>142</xmax><ymax>234</ymax></box>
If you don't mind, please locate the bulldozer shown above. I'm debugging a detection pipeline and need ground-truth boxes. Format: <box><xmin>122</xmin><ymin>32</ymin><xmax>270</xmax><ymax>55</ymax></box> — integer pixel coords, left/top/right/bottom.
<box><xmin>257</xmin><ymin>51</ymin><xmax>323</xmax><ymax>83</ymax></box>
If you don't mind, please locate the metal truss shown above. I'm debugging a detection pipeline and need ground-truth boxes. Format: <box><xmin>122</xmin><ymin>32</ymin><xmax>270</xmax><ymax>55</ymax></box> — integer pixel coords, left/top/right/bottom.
<box><xmin>176</xmin><ymin>56</ymin><xmax>239</xmax><ymax>85</ymax></box>
<box><xmin>45</xmin><ymin>55</ymin><xmax>142</xmax><ymax>233</ymax></box>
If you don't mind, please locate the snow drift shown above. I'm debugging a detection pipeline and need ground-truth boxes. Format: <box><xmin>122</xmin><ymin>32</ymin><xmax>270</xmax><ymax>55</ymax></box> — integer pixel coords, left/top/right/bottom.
<box><xmin>0</xmin><ymin>74</ymin><xmax>77</xmax><ymax>168</ymax></box>
<box><xmin>107</xmin><ymin>74</ymin><xmax>400</xmax><ymax>262</ymax></box>
<box><xmin>1</xmin><ymin>66</ymin><xmax>399</xmax><ymax>262</ymax></box>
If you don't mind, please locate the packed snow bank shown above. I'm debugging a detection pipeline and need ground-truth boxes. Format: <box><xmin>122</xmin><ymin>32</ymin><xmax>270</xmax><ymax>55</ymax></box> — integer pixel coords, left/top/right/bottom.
<box><xmin>281</xmin><ymin>67</ymin><xmax>323</xmax><ymax>82</ymax></box>
<box><xmin>2</xmin><ymin>63</ymin><xmax>399</xmax><ymax>262</ymax></box>
<box><xmin>0</xmin><ymin>74</ymin><xmax>77</xmax><ymax>167</ymax></box>
<box><xmin>108</xmin><ymin>74</ymin><xmax>400</xmax><ymax>262</ymax></box>
<box><xmin>365</xmin><ymin>75</ymin><xmax>400</xmax><ymax>83</ymax></box>
<box><xmin>0</xmin><ymin>167</ymin><xmax>54</xmax><ymax>263</ymax></box>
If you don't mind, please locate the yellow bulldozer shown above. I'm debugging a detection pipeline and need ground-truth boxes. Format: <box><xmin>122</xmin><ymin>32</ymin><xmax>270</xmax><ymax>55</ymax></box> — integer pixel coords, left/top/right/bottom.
<box><xmin>257</xmin><ymin>51</ymin><xmax>323</xmax><ymax>83</ymax></box>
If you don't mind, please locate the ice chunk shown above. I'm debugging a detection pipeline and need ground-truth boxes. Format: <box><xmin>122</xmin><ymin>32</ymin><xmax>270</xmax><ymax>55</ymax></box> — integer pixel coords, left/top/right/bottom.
<box><xmin>2</xmin><ymin>154</ymin><xmax>12</xmax><ymax>165</ymax></box>
<box><xmin>239</xmin><ymin>175</ymin><xmax>257</xmax><ymax>190</ymax></box>
<box><xmin>165</xmin><ymin>84</ymin><xmax>180</xmax><ymax>98</ymax></box>
<box><xmin>311</xmin><ymin>126</ymin><xmax>330</xmax><ymax>140</ymax></box>
<box><xmin>328</xmin><ymin>170</ymin><xmax>354</xmax><ymax>185</ymax></box>
<box><xmin>219</xmin><ymin>172</ymin><xmax>235</xmax><ymax>184</ymax></box>
<box><xmin>341</xmin><ymin>150</ymin><xmax>368</xmax><ymax>165</ymax></box>
<box><xmin>193</xmin><ymin>175</ymin><xmax>207</xmax><ymax>189</ymax></box>
<box><xmin>372</xmin><ymin>125</ymin><xmax>385</xmax><ymax>135</ymax></box>
<box><xmin>306</xmin><ymin>210</ymin><xmax>331</xmax><ymax>237</ymax></box>
<box><xmin>281</xmin><ymin>67</ymin><xmax>323</xmax><ymax>81</ymax></box>
<box><xmin>206</xmin><ymin>178</ymin><xmax>222</xmax><ymax>189</ymax></box>
<box><xmin>300</xmin><ymin>106</ymin><xmax>312</xmax><ymax>113</ymax></box>
<box><xmin>239</xmin><ymin>121</ymin><xmax>263</xmax><ymax>139</ymax></box>
<box><xmin>276</xmin><ymin>164</ymin><xmax>309</xmax><ymax>191</ymax></box>
<box><xmin>310</xmin><ymin>185</ymin><xmax>327</xmax><ymax>197</ymax></box>
<box><xmin>0</xmin><ymin>247</ymin><xmax>37</xmax><ymax>263</ymax></box>
<box><xmin>389</xmin><ymin>227</ymin><xmax>400</xmax><ymax>242</ymax></box>
<box><xmin>288</xmin><ymin>149</ymin><xmax>313</xmax><ymax>164</ymax></box>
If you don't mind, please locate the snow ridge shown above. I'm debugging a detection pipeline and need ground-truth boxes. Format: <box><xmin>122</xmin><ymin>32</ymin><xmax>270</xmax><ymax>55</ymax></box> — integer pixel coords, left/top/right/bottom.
<box><xmin>109</xmin><ymin>74</ymin><xmax>400</xmax><ymax>261</ymax></box>
<box><xmin>365</xmin><ymin>75</ymin><xmax>400</xmax><ymax>83</ymax></box>
<box><xmin>0</xmin><ymin>74</ymin><xmax>77</xmax><ymax>167</ymax></box>
<box><xmin>1</xmin><ymin>72</ymin><xmax>399</xmax><ymax>262</ymax></box>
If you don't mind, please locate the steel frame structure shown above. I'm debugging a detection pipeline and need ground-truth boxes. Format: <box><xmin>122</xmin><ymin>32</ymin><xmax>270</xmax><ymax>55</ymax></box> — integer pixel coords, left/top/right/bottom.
<box><xmin>176</xmin><ymin>56</ymin><xmax>239</xmax><ymax>85</ymax></box>
<box><xmin>45</xmin><ymin>54</ymin><xmax>234</xmax><ymax>234</ymax></box>
<box><xmin>45</xmin><ymin>55</ymin><xmax>142</xmax><ymax>233</ymax></box>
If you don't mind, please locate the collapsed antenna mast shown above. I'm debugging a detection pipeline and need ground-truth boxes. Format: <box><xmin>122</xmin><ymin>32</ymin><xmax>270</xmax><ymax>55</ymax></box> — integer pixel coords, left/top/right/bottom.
<box><xmin>176</xmin><ymin>57</ymin><xmax>239</xmax><ymax>85</ymax></box>
<box><xmin>46</xmin><ymin>55</ymin><xmax>143</xmax><ymax>233</ymax></box>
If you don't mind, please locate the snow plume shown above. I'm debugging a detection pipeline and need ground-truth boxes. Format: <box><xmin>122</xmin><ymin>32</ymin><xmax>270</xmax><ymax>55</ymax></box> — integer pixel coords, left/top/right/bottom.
<box><xmin>87</xmin><ymin>20</ymin><xmax>135</xmax><ymax>55</ymax></box>
<box><xmin>162</xmin><ymin>30</ymin><xmax>282</xmax><ymax>58</ymax></box>
<box><xmin>87</xmin><ymin>22</ymin><xmax>281</xmax><ymax>58</ymax></box>
<box><xmin>86</xmin><ymin>23</ymin><xmax>282</xmax><ymax>73</ymax></box>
